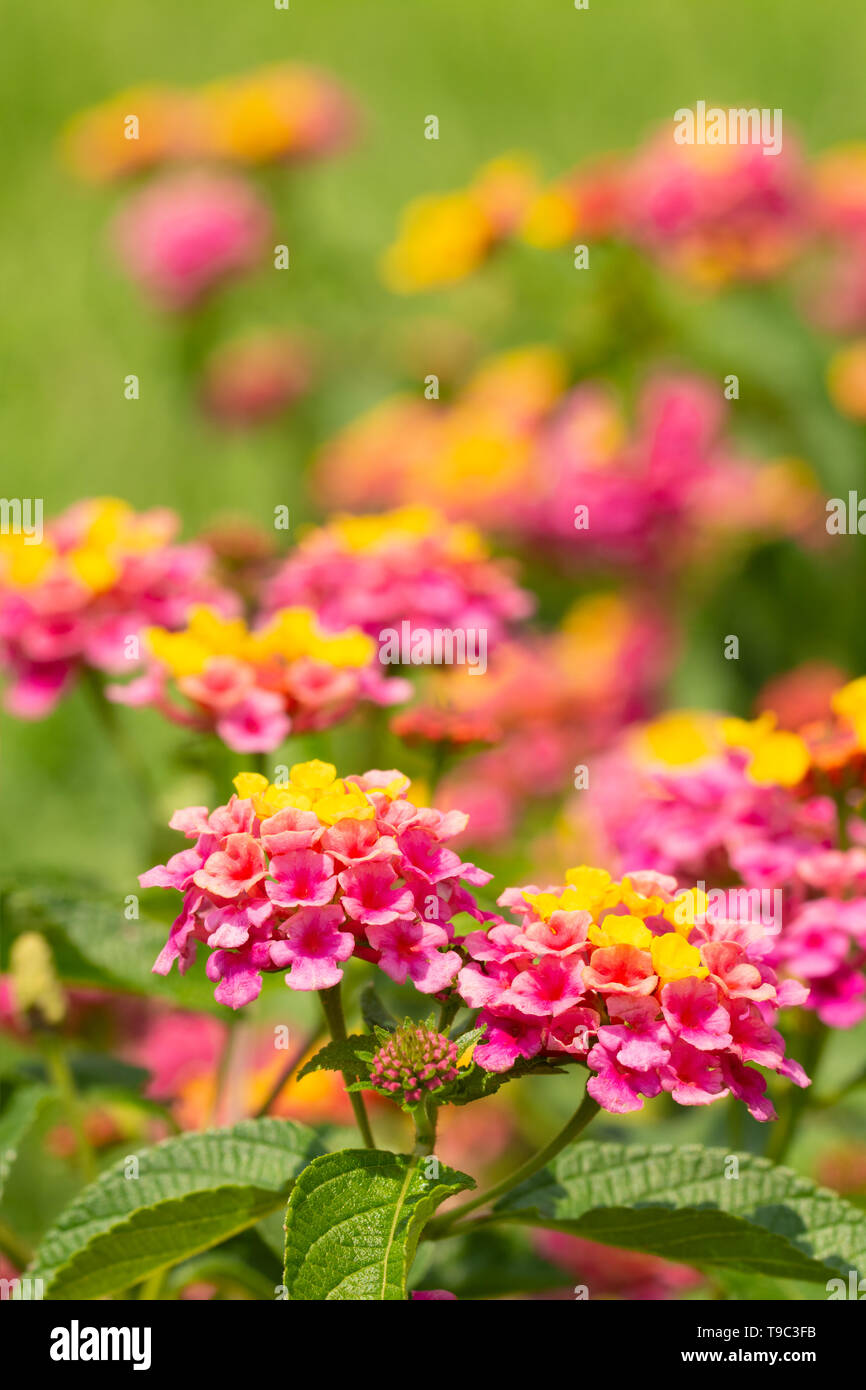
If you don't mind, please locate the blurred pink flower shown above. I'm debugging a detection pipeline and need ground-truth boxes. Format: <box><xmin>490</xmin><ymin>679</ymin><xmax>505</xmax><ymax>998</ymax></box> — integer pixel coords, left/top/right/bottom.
<box><xmin>111</xmin><ymin>170</ymin><xmax>272</xmax><ymax>310</ymax></box>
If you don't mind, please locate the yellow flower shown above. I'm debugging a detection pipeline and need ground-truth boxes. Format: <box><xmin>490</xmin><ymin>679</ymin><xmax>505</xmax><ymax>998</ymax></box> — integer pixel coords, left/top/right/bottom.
<box><xmin>312</xmin><ymin>780</ymin><xmax>375</xmax><ymax>825</ymax></box>
<box><xmin>289</xmin><ymin>759</ymin><xmax>337</xmax><ymax>793</ymax></box>
<box><xmin>381</xmin><ymin>191</ymin><xmax>493</xmax><ymax>293</ymax></box>
<box><xmin>145</xmin><ymin>628</ymin><xmax>212</xmax><ymax>678</ymax></box>
<box><xmin>67</xmin><ymin>545</ymin><xmax>121</xmax><ymax>593</ymax></box>
<box><xmin>832</xmin><ymin>677</ymin><xmax>866</xmax><ymax>747</ymax></box>
<box><xmin>719</xmin><ymin>711</ymin><xmax>777</xmax><ymax>752</ymax></box>
<box><xmin>186</xmin><ymin>606</ymin><xmax>250</xmax><ymax>659</ymax></box>
<box><xmin>233</xmin><ymin>772</ymin><xmax>269</xmax><ymax>801</ymax></box>
<box><xmin>588</xmin><ymin>915</ymin><xmax>652</xmax><ymax>951</ymax></box>
<box><xmin>745</xmin><ymin>731</ymin><xmax>810</xmax><ymax>787</ymax></box>
<box><xmin>638</xmin><ymin>711</ymin><xmax>717</xmax><ymax>766</ymax></box>
<box><xmin>663</xmin><ymin>888</ymin><xmax>710</xmax><ymax>934</ymax></box>
<box><xmin>617</xmin><ymin>877</ymin><xmax>666</xmax><ymax>920</ymax></box>
<box><xmin>521</xmin><ymin>187</ymin><xmax>576</xmax><ymax>247</ymax></box>
<box><xmin>651</xmin><ymin>932</ymin><xmax>708</xmax><ymax>986</ymax></box>
<box><xmin>562</xmin><ymin>865</ymin><xmax>613</xmax><ymax>915</ymax></box>
<box><xmin>0</xmin><ymin>533</ymin><xmax>55</xmax><ymax>587</ymax></box>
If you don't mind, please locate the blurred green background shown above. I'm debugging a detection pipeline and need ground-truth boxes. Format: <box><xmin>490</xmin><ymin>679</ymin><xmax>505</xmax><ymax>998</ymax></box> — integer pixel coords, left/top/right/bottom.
<box><xmin>3</xmin><ymin>0</ymin><xmax>866</xmax><ymax>886</ymax></box>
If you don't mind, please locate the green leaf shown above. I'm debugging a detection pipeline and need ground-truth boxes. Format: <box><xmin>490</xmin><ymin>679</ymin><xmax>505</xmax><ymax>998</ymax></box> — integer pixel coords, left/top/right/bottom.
<box><xmin>494</xmin><ymin>1141</ymin><xmax>866</xmax><ymax>1283</ymax></box>
<box><xmin>442</xmin><ymin>1055</ymin><xmax>568</xmax><ymax>1107</ymax></box>
<box><xmin>0</xmin><ymin>1085</ymin><xmax>54</xmax><ymax>1205</ymax></box>
<box><xmin>296</xmin><ymin>1033</ymin><xmax>375</xmax><ymax>1083</ymax></box>
<box><xmin>32</xmin><ymin>1117</ymin><xmax>324</xmax><ymax>1299</ymax></box>
<box><xmin>282</xmin><ymin>1148</ymin><xmax>474</xmax><ymax>1300</ymax></box>
<box><xmin>359</xmin><ymin>982</ymin><xmax>397</xmax><ymax>1033</ymax></box>
<box><xmin>3</xmin><ymin>884</ymin><xmax>221</xmax><ymax>1012</ymax></box>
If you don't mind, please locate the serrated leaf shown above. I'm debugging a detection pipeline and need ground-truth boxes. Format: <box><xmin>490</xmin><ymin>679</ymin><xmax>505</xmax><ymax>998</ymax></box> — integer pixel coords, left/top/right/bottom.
<box><xmin>296</xmin><ymin>1033</ymin><xmax>375</xmax><ymax>1083</ymax></box>
<box><xmin>32</xmin><ymin>1116</ymin><xmax>323</xmax><ymax>1298</ymax></box>
<box><xmin>282</xmin><ymin>1148</ymin><xmax>474</xmax><ymax>1300</ymax></box>
<box><xmin>494</xmin><ymin>1141</ymin><xmax>866</xmax><ymax>1283</ymax></box>
<box><xmin>0</xmin><ymin>1085</ymin><xmax>54</xmax><ymax>1205</ymax></box>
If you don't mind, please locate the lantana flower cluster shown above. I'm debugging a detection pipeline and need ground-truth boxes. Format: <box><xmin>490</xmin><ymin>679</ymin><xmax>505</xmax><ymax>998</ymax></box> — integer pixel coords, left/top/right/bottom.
<box><xmin>582</xmin><ymin>685</ymin><xmax>866</xmax><ymax>1028</ymax></box>
<box><xmin>108</xmin><ymin>605</ymin><xmax>408</xmax><ymax>752</ymax></box>
<box><xmin>312</xmin><ymin>347</ymin><xmax>818</xmax><ymax>569</ymax></box>
<box><xmin>382</xmin><ymin>113</ymin><xmax>811</xmax><ymax>292</ymax></box>
<box><xmin>264</xmin><ymin>505</ymin><xmax>534</xmax><ymax>649</ymax></box>
<box><xmin>0</xmin><ymin>497</ymin><xmax>234</xmax><ymax>718</ymax></box>
<box><xmin>140</xmin><ymin>761</ymin><xmax>492</xmax><ymax>1007</ymax></box>
<box><xmin>457</xmin><ymin>866</ymin><xmax>809</xmax><ymax>1120</ymax></box>
<box><xmin>61</xmin><ymin>64</ymin><xmax>358</xmax><ymax>184</ymax></box>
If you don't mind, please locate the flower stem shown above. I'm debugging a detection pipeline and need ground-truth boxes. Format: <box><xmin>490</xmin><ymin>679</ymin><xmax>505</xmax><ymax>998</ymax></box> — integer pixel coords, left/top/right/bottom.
<box><xmin>425</xmin><ymin>1088</ymin><xmax>600</xmax><ymax>1238</ymax></box>
<box><xmin>253</xmin><ymin>1022</ymin><xmax>326</xmax><ymax>1118</ymax></box>
<box><xmin>318</xmin><ymin>983</ymin><xmax>376</xmax><ymax>1149</ymax></box>
<box><xmin>412</xmin><ymin>1096</ymin><xmax>438</xmax><ymax>1157</ymax></box>
<box><xmin>43</xmin><ymin>1035</ymin><xmax>97</xmax><ymax>1183</ymax></box>
<box><xmin>766</xmin><ymin>1016</ymin><xmax>828</xmax><ymax>1165</ymax></box>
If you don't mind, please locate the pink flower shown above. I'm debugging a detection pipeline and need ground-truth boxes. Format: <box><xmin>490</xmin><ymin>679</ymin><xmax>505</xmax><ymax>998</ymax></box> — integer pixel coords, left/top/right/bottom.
<box><xmin>661</xmin><ymin>977</ymin><xmax>733</xmax><ymax>1051</ymax></box>
<box><xmin>269</xmin><ymin>907</ymin><xmax>355</xmax><ymax>990</ymax></box>
<box><xmin>365</xmin><ymin>919</ymin><xmax>461</xmax><ymax>994</ymax></box>
<box><xmin>267</xmin><ymin>850</ymin><xmax>337</xmax><ymax>908</ymax></box>
<box><xmin>338</xmin><ymin>863</ymin><xmax>415</xmax><ymax>926</ymax></box>
<box><xmin>216</xmin><ymin>689</ymin><xmax>291</xmax><ymax>753</ymax></box>
<box><xmin>193</xmin><ymin>833</ymin><xmax>268</xmax><ymax>899</ymax></box>
<box><xmin>111</xmin><ymin>170</ymin><xmax>272</xmax><ymax>310</ymax></box>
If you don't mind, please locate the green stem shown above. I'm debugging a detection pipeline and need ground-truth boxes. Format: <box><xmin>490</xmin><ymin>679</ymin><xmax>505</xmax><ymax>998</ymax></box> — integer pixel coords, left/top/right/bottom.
<box><xmin>766</xmin><ymin>1017</ymin><xmax>828</xmax><ymax>1165</ymax></box>
<box><xmin>82</xmin><ymin>666</ymin><xmax>154</xmax><ymax>812</ymax></box>
<box><xmin>318</xmin><ymin>983</ymin><xmax>376</xmax><ymax>1148</ymax></box>
<box><xmin>412</xmin><ymin>1096</ymin><xmax>438</xmax><ymax>1157</ymax></box>
<box><xmin>426</xmin><ymin>1088</ymin><xmax>600</xmax><ymax>1238</ymax></box>
<box><xmin>253</xmin><ymin>1022</ymin><xmax>326</xmax><ymax>1118</ymax></box>
<box><xmin>207</xmin><ymin>1016</ymin><xmax>240</xmax><ymax>1127</ymax></box>
<box><xmin>43</xmin><ymin>1036</ymin><xmax>97</xmax><ymax>1183</ymax></box>
<box><xmin>138</xmin><ymin>1267</ymin><xmax>167</xmax><ymax>1301</ymax></box>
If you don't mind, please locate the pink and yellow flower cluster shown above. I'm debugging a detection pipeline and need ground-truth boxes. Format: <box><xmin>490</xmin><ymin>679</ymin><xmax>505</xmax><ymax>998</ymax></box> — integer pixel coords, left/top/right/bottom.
<box><xmin>264</xmin><ymin>505</ymin><xmax>534</xmax><ymax>648</ymax></box>
<box><xmin>0</xmin><ymin>498</ymin><xmax>233</xmax><ymax>718</ymax></box>
<box><xmin>61</xmin><ymin>64</ymin><xmax>358</xmax><ymax>183</ymax></box>
<box><xmin>108</xmin><ymin>605</ymin><xmax>407</xmax><ymax>753</ymax></box>
<box><xmin>140</xmin><ymin>762</ymin><xmax>492</xmax><ymax>1007</ymax></box>
<box><xmin>457</xmin><ymin>866</ymin><xmax>809</xmax><ymax>1120</ymax></box>
<box><xmin>313</xmin><ymin>348</ymin><xmax>818</xmax><ymax>569</ymax></box>
<box><xmin>583</xmin><ymin>690</ymin><xmax>866</xmax><ymax>1027</ymax></box>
